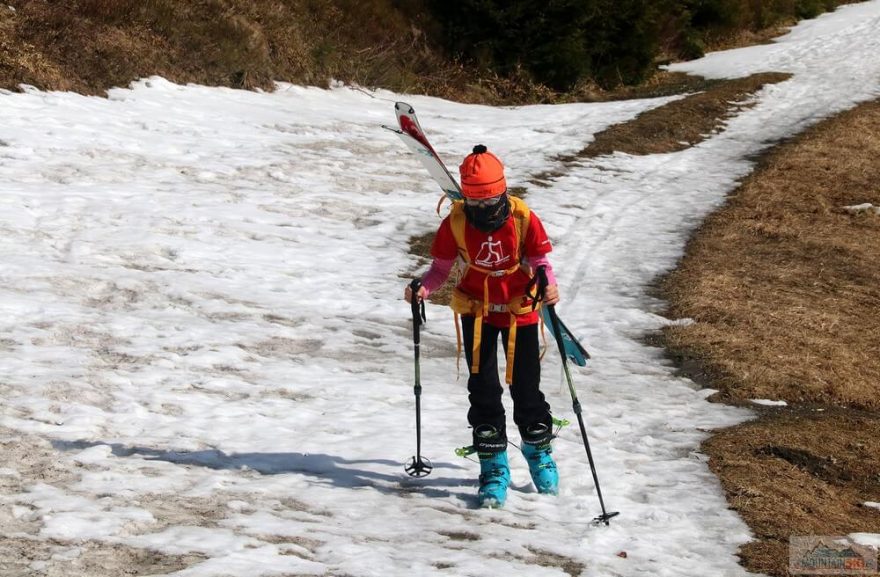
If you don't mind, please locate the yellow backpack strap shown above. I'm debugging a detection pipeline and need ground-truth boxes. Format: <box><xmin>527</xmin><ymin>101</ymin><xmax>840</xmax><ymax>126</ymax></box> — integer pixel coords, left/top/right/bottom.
<box><xmin>504</xmin><ymin>196</ymin><xmax>533</xmax><ymax>384</ymax></box>
<box><xmin>449</xmin><ymin>201</ymin><xmax>482</xmax><ymax>373</ymax></box>
<box><xmin>508</xmin><ymin>196</ymin><xmax>531</xmax><ymax>262</ymax></box>
<box><xmin>505</xmin><ymin>317</ymin><xmax>517</xmax><ymax>384</ymax></box>
<box><xmin>454</xmin><ymin>312</ymin><xmax>463</xmax><ymax>379</ymax></box>
<box><xmin>449</xmin><ymin>201</ymin><xmax>468</xmax><ymax>261</ymax></box>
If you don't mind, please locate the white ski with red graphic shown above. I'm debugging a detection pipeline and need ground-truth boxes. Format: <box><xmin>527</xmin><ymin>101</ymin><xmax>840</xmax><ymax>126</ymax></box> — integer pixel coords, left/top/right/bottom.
<box><xmin>383</xmin><ymin>102</ymin><xmax>462</xmax><ymax>201</ymax></box>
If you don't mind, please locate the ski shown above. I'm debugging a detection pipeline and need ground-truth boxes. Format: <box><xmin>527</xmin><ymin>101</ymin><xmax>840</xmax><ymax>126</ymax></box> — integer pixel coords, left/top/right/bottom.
<box><xmin>394</xmin><ymin>101</ymin><xmax>438</xmax><ymax>156</ymax></box>
<box><xmin>382</xmin><ymin>102</ymin><xmax>462</xmax><ymax>202</ymax></box>
<box><xmin>541</xmin><ymin>306</ymin><xmax>590</xmax><ymax>367</ymax></box>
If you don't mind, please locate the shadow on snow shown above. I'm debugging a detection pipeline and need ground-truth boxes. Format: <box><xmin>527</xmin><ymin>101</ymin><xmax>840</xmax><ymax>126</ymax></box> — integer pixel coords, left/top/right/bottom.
<box><xmin>51</xmin><ymin>439</ymin><xmax>472</xmax><ymax>502</ymax></box>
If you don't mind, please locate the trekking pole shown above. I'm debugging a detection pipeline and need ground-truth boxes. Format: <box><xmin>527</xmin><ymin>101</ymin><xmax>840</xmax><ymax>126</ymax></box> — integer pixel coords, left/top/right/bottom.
<box><xmin>405</xmin><ymin>279</ymin><xmax>433</xmax><ymax>477</ymax></box>
<box><xmin>536</xmin><ymin>266</ymin><xmax>618</xmax><ymax>525</ymax></box>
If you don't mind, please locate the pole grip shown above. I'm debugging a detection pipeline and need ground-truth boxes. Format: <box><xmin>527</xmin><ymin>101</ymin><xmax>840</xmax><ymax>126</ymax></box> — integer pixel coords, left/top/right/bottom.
<box><xmin>536</xmin><ymin>265</ymin><xmax>549</xmax><ymax>297</ymax></box>
<box><xmin>529</xmin><ymin>264</ymin><xmax>550</xmax><ymax>311</ymax></box>
<box><xmin>409</xmin><ymin>278</ymin><xmax>425</xmax><ymax>345</ymax></box>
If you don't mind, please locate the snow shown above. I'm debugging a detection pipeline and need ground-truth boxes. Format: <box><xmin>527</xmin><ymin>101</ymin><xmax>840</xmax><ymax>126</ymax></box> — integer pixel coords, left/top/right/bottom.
<box><xmin>1</xmin><ymin>2</ymin><xmax>879</xmax><ymax>575</ymax></box>
<box><xmin>865</xmin><ymin>502</ymin><xmax>880</xmax><ymax>511</ymax></box>
<box><xmin>844</xmin><ymin>203</ymin><xmax>880</xmax><ymax>214</ymax></box>
<box><xmin>750</xmin><ymin>399</ymin><xmax>789</xmax><ymax>407</ymax></box>
<box><xmin>850</xmin><ymin>533</ymin><xmax>880</xmax><ymax>549</ymax></box>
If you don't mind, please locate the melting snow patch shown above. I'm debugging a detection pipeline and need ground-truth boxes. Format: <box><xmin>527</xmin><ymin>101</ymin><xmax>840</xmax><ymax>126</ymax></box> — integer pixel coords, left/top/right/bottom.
<box><xmin>844</xmin><ymin>203</ymin><xmax>880</xmax><ymax>214</ymax></box>
<box><xmin>850</xmin><ymin>533</ymin><xmax>880</xmax><ymax>549</ymax></box>
<box><xmin>865</xmin><ymin>502</ymin><xmax>880</xmax><ymax>511</ymax></box>
<box><xmin>663</xmin><ymin>317</ymin><xmax>696</xmax><ymax>327</ymax></box>
<box><xmin>751</xmin><ymin>399</ymin><xmax>788</xmax><ymax>407</ymax></box>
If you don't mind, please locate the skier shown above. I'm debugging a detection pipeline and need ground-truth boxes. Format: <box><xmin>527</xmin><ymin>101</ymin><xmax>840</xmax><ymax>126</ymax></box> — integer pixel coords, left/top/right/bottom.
<box><xmin>405</xmin><ymin>145</ymin><xmax>561</xmax><ymax>508</ymax></box>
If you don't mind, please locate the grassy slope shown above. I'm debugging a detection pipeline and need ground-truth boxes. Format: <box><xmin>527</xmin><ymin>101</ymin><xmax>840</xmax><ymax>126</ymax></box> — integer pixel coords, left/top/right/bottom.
<box><xmin>0</xmin><ymin>0</ymin><xmax>467</xmax><ymax>98</ymax></box>
<box><xmin>660</xmin><ymin>101</ymin><xmax>880</xmax><ymax>576</ymax></box>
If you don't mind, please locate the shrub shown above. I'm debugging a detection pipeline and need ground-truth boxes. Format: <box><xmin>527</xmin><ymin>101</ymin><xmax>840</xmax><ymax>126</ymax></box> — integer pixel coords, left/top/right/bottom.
<box><xmin>428</xmin><ymin>0</ymin><xmax>593</xmax><ymax>91</ymax></box>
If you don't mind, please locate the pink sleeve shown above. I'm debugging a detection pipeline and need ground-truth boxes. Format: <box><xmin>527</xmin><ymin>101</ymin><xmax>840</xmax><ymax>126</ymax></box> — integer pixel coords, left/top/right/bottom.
<box><xmin>421</xmin><ymin>257</ymin><xmax>456</xmax><ymax>296</ymax></box>
<box><xmin>525</xmin><ymin>255</ymin><xmax>557</xmax><ymax>286</ymax></box>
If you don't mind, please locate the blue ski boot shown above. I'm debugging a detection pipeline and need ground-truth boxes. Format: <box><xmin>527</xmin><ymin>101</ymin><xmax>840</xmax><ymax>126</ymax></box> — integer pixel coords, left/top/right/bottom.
<box><xmin>521</xmin><ymin>423</ymin><xmax>559</xmax><ymax>495</ymax></box>
<box><xmin>521</xmin><ymin>443</ymin><xmax>559</xmax><ymax>495</ymax></box>
<box><xmin>477</xmin><ymin>451</ymin><xmax>510</xmax><ymax>508</ymax></box>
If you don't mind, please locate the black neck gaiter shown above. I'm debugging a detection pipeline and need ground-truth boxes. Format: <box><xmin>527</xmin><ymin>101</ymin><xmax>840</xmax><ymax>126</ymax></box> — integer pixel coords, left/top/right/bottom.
<box><xmin>464</xmin><ymin>194</ymin><xmax>510</xmax><ymax>233</ymax></box>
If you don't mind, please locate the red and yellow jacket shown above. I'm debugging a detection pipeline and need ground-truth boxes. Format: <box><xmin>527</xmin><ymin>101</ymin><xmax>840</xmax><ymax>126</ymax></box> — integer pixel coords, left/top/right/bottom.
<box><xmin>428</xmin><ymin>196</ymin><xmax>553</xmax><ymax>382</ymax></box>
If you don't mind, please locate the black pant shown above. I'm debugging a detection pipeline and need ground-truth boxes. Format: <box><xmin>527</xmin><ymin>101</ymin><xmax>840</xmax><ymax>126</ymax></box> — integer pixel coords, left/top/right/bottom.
<box><xmin>461</xmin><ymin>316</ymin><xmax>551</xmax><ymax>451</ymax></box>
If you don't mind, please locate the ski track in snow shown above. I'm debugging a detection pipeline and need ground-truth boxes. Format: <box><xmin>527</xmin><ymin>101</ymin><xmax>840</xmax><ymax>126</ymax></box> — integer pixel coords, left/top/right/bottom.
<box><xmin>1</xmin><ymin>2</ymin><xmax>880</xmax><ymax>575</ymax></box>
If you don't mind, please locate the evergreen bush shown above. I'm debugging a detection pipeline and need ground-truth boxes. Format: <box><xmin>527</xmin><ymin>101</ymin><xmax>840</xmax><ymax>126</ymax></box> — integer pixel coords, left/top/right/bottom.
<box><xmin>425</xmin><ymin>0</ymin><xmax>852</xmax><ymax>92</ymax></box>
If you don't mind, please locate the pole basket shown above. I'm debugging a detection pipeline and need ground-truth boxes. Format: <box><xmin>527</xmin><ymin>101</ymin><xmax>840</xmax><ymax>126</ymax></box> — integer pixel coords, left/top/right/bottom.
<box><xmin>593</xmin><ymin>511</ymin><xmax>620</xmax><ymax>526</ymax></box>
<box><xmin>405</xmin><ymin>456</ymin><xmax>433</xmax><ymax>478</ymax></box>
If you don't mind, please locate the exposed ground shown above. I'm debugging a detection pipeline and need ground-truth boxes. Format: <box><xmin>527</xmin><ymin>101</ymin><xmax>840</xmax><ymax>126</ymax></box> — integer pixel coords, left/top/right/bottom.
<box><xmin>0</xmin><ymin>0</ymin><xmax>461</xmax><ymax>98</ymax></box>
<box><xmin>0</xmin><ymin>427</ymin><xmax>209</xmax><ymax>576</ymax></box>
<box><xmin>575</xmin><ymin>72</ymin><xmax>791</xmax><ymax>158</ymax></box>
<box><xmin>660</xmin><ymin>99</ymin><xmax>880</xmax><ymax>576</ymax></box>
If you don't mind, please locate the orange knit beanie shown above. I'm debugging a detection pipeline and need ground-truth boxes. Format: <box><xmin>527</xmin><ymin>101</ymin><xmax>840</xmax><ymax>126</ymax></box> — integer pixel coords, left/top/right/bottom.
<box><xmin>459</xmin><ymin>145</ymin><xmax>506</xmax><ymax>199</ymax></box>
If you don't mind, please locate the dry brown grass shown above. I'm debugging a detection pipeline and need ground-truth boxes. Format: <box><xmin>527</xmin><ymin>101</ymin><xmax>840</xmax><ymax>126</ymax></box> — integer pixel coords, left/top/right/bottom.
<box><xmin>660</xmin><ymin>100</ymin><xmax>880</xmax><ymax>576</ymax></box>
<box><xmin>578</xmin><ymin>72</ymin><xmax>791</xmax><ymax>158</ymax></box>
<box><xmin>705</xmin><ymin>409</ymin><xmax>880</xmax><ymax>576</ymax></box>
<box><xmin>526</xmin><ymin>72</ymin><xmax>790</xmax><ymax>188</ymax></box>
<box><xmin>0</xmin><ymin>0</ymin><xmax>463</xmax><ymax>96</ymax></box>
<box><xmin>0</xmin><ymin>0</ymin><xmax>580</xmax><ymax>104</ymax></box>
<box><xmin>662</xmin><ymin>100</ymin><xmax>880</xmax><ymax>409</ymax></box>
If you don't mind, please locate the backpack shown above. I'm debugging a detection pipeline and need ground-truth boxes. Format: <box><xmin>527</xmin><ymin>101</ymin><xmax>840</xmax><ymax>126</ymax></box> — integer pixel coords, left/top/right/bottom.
<box><xmin>446</xmin><ymin>196</ymin><xmax>538</xmax><ymax>384</ymax></box>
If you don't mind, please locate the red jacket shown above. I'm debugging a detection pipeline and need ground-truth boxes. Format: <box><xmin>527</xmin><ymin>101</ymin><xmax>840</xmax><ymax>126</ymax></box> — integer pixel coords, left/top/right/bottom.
<box><xmin>430</xmin><ymin>210</ymin><xmax>552</xmax><ymax>327</ymax></box>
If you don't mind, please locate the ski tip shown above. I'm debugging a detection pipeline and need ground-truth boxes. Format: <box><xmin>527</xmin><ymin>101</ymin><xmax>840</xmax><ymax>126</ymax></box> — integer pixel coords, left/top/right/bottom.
<box><xmin>395</xmin><ymin>101</ymin><xmax>414</xmax><ymax>114</ymax></box>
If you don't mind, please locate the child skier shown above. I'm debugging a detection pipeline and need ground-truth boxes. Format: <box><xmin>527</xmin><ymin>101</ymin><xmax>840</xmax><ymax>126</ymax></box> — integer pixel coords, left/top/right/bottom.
<box><xmin>405</xmin><ymin>145</ymin><xmax>561</xmax><ymax>508</ymax></box>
